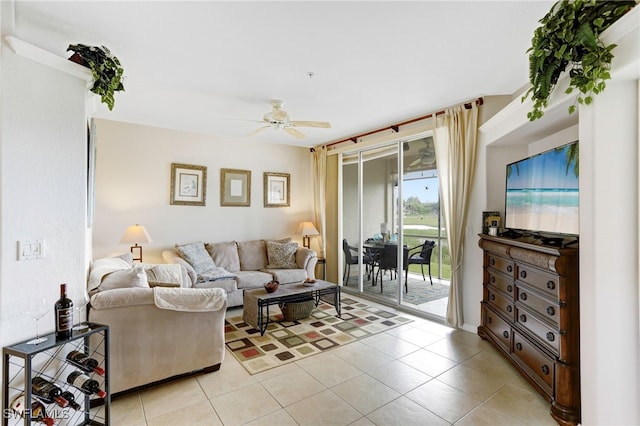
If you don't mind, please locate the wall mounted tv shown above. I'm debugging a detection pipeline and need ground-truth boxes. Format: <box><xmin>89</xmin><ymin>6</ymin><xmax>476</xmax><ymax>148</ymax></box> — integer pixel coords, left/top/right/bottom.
<box><xmin>505</xmin><ymin>141</ymin><xmax>579</xmax><ymax>236</ymax></box>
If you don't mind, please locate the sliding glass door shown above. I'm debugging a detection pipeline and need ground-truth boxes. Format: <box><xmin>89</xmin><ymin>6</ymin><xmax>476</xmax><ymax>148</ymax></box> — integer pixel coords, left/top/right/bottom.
<box><xmin>341</xmin><ymin>135</ymin><xmax>450</xmax><ymax>318</ymax></box>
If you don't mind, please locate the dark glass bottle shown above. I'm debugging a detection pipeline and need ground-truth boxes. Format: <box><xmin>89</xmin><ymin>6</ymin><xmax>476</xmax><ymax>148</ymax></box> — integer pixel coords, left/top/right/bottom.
<box><xmin>54</xmin><ymin>283</ymin><xmax>73</xmax><ymax>340</ymax></box>
<box><xmin>66</xmin><ymin>350</ymin><xmax>105</xmax><ymax>376</ymax></box>
<box><xmin>31</xmin><ymin>376</ymin><xmax>69</xmax><ymax>407</ymax></box>
<box><xmin>60</xmin><ymin>391</ymin><xmax>81</xmax><ymax>410</ymax></box>
<box><xmin>67</xmin><ymin>370</ymin><xmax>106</xmax><ymax>398</ymax></box>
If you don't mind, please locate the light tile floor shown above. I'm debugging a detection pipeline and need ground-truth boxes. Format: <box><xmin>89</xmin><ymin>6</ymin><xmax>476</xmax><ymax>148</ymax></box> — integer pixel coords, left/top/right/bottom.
<box><xmin>111</xmin><ymin>296</ymin><xmax>557</xmax><ymax>426</ymax></box>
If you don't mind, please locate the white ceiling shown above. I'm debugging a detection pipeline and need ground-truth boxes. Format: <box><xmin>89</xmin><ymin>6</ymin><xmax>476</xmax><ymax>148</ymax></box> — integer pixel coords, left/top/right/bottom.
<box><xmin>10</xmin><ymin>1</ymin><xmax>554</xmax><ymax>147</ymax></box>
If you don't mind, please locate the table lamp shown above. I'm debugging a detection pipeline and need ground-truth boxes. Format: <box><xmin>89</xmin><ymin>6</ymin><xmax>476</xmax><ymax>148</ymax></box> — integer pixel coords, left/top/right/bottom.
<box><xmin>299</xmin><ymin>221</ymin><xmax>320</xmax><ymax>249</ymax></box>
<box><xmin>119</xmin><ymin>224</ymin><xmax>153</xmax><ymax>262</ymax></box>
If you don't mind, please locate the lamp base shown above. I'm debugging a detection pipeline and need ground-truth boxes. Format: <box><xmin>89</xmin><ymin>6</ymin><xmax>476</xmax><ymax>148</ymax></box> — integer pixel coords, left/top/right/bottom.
<box><xmin>303</xmin><ymin>236</ymin><xmax>310</xmax><ymax>249</ymax></box>
<box><xmin>131</xmin><ymin>244</ymin><xmax>143</xmax><ymax>262</ymax></box>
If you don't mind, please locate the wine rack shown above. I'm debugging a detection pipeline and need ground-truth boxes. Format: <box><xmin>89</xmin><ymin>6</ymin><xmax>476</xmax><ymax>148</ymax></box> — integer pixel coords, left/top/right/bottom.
<box><xmin>2</xmin><ymin>323</ymin><xmax>109</xmax><ymax>426</ymax></box>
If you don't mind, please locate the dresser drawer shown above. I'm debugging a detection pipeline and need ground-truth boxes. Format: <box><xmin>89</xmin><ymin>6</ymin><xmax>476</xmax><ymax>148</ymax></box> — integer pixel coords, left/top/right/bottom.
<box><xmin>487</xmin><ymin>286</ymin><xmax>514</xmax><ymax>320</ymax></box>
<box><xmin>515</xmin><ymin>305</ymin><xmax>560</xmax><ymax>354</ymax></box>
<box><xmin>512</xmin><ymin>331</ymin><xmax>554</xmax><ymax>397</ymax></box>
<box><xmin>516</xmin><ymin>285</ymin><xmax>559</xmax><ymax>327</ymax></box>
<box><xmin>487</xmin><ymin>270</ymin><xmax>515</xmax><ymax>297</ymax></box>
<box><xmin>483</xmin><ymin>305</ymin><xmax>512</xmax><ymax>353</ymax></box>
<box><xmin>487</xmin><ymin>254</ymin><xmax>514</xmax><ymax>277</ymax></box>
<box><xmin>515</xmin><ymin>263</ymin><xmax>559</xmax><ymax>299</ymax></box>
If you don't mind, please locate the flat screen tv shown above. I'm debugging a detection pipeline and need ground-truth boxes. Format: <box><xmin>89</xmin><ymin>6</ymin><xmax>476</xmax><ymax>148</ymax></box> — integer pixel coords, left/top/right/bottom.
<box><xmin>505</xmin><ymin>141</ymin><xmax>579</xmax><ymax>236</ymax></box>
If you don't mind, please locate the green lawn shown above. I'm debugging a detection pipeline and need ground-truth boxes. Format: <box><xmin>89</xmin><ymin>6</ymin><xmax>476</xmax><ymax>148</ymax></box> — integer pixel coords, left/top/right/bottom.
<box><xmin>403</xmin><ymin>214</ymin><xmax>451</xmax><ymax>279</ymax></box>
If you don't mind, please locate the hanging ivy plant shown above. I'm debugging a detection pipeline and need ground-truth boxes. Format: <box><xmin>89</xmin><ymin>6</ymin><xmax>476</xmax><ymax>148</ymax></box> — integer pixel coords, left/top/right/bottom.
<box><xmin>67</xmin><ymin>44</ymin><xmax>125</xmax><ymax>111</ymax></box>
<box><xmin>522</xmin><ymin>0</ymin><xmax>636</xmax><ymax>121</ymax></box>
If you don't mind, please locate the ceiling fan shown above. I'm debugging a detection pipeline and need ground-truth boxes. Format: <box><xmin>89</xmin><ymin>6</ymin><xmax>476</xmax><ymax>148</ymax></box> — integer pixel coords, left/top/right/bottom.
<box><xmin>247</xmin><ymin>100</ymin><xmax>331</xmax><ymax>139</ymax></box>
<box><xmin>408</xmin><ymin>136</ymin><xmax>436</xmax><ymax>168</ymax></box>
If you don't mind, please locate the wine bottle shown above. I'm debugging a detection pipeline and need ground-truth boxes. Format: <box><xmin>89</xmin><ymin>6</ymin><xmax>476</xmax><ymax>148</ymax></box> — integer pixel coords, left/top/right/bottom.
<box><xmin>10</xmin><ymin>393</ymin><xmax>55</xmax><ymax>425</ymax></box>
<box><xmin>60</xmin><ymin>391</ymin><xmax>81</xmax><ymax>411</ymax></box>
<box><xmin>66</xmin><ymin>350</ymin><xmax>105</xmax><ymax>376</ymax></box>
<box><xmin>54</xmin><ymin>283</ymin><xmax>73</xmax><ymax>340</ymax></box>
<box><xmin>67</xmin><ymin>370</ymin><xmax>106</xmax><ymax>398</ymax></box>
<box><xmin>31</xmin><ymin>377</ymin><xmax>69</xmax><ymax>407</ymax></box>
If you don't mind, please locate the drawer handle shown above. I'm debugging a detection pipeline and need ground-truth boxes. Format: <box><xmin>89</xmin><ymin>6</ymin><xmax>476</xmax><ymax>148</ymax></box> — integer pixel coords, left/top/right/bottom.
<box><xmin>507</xmin><ymin>305</ymin><xmax>512</xmax><ymax>313</ymax></box>
<box><xmin>503</xmin><ymin>331</ymin><xmax>509</xmax><ymax>339</ymax></box>
<box><xmin>490</xmin><ymin>294</ymin><xmax>495</xmax><ymax>301</ymax></box>
<box><xmin>515</xmin><ymin>342</ymin><xmax>523</xmax><ymax>351</ymax></box>
<box><xmin>547</xmin><ymin>306</ymin><xmax>555</xmax><ymax>316</ymax></box>
<box><xmin>520</xmin><ymin>270</ymin><xmax>527</xmax><ymax>279</ymax></box>
<box><xmin>541</xmin><ymin>365</ymin><xmax>550</xmax><ymax>375</ymax></box>
<box><xmin>519</xmin><ymin>314</ymin><xmax>527</xmax><ymax>322</ymax></box>
<box><xmin>547</xmin><ymin>281</ymin><xmax>556</xmax><ymax>290</ymax></box>
<box><xmin>520</xmin><ymin>293</ymin><xmax>527</xmax><ymax>301</ymax></box>
<box><xmin>490</xmin><ymin>259</ymin><xmax>495</xmax><ymax>266</ymax></box>
<box><xmin>507</xmin><ymin>285</ymin><xmax>513</xmax><ymax>293</ymax></box>
<box><xmin>488</xmin><ymin>317</ymin><xmax>492</xmax><ymax>324</ymax></box>
<box><xmin>546</xmin><ymin>332</ymin><xmax>555</xmax><ymax>342</ymax></box>
<box><xmin>490</xmin><ymin>276</ymin><xmax>495</xmax><ymax>283</ymax></box>
<box><xmin>507</xmin><ymin>265</ymin><xmax>513</xmax><ymax>273</ymax></box>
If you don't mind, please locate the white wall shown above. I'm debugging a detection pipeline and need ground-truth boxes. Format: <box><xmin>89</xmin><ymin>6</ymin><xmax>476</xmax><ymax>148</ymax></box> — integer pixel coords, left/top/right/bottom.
<box><xmin>92</xmin><ymin>120</ymin><xmax>316</xmax><ymax>262</ymax></box>
<box><xmin>0</xmin><ymin>44</ymin><xmax>89</xmax><ymax>398</ymax></box>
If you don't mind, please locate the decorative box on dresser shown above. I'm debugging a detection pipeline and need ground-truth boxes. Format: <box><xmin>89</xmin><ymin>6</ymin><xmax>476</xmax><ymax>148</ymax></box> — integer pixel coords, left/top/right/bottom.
<box><xmin>477</xmin><ymin>234</ymin><xmax>580</xmax><ymax>426</ymax></box>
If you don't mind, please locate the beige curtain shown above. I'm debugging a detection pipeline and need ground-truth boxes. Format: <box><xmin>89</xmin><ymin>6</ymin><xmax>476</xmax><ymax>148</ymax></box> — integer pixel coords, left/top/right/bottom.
<box><xmin>312</xmin><ymin>147</ymin><xmax>327</xmax><ymax>258</ymax></box>
<box><xmin>433</xmin><ymin>104</ymin><xmax>479</xmax><ymax>328</ymax></box>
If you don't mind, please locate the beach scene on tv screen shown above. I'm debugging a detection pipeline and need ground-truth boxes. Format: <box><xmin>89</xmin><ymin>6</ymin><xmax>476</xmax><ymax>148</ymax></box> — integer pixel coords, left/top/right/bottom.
<box><xmin>506</xmin><ymin>142</ymin><xmax>579</xmax><ymax>235</ymax></box>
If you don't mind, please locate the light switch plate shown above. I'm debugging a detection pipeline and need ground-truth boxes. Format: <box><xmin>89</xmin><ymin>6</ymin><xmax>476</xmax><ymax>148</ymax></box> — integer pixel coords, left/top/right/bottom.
<box><xmin>17</xmin><ymin>239</ymin><xmax>45</xmax><ymax>260</ymax></box>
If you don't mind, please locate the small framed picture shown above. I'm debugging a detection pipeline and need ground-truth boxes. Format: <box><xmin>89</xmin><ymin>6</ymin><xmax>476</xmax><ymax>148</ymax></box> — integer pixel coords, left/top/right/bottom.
<box><xmin>170</xmin><ymin>163</ymin><xmax>207</xmax><ymax>206</ymax></box>
<box><xmin>221</xmin><ymin>168</ymin><xmax>251</xmax><ymax>206</ymax></box>
<box><xmin>482</xmin><ymin>211</ymin><xmax>501</xmax><ymax>234</ymax></box>
<box><xmin>264</xmin><ymin>172</ymin><xmax>290</xmax><ymax>207</ymax></box>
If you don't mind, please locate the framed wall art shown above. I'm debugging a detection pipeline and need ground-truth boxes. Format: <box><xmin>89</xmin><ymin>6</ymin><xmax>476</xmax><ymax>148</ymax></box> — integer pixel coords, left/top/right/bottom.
<box><xmin>264</xmin><ymin>172</ymin><xmax>290</xmax><ymax>207</ymax></box>
<box><xmin>170</xmin><ymin>163</ymin><xmax>207</xmax><ymax>206</ymax></box>
<box><xmin>221</xmin><ymin>168</ymin><xmax>251</xmax><ymax>206</ymax></box>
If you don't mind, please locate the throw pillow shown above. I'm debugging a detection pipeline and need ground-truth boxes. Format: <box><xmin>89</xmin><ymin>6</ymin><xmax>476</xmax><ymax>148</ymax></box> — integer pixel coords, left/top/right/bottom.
<box><xmin>175</xmin><ymin>241</ymin><xmax>216</xmax><ymax>275</ymax></box>
<box><xmin>99</xmin><ymin>265</ymin><xmax>149</xmax><ymax>291</ymax></box>
<box><xmin>113</xmin><ymin>252</ymin><xmax>133</xmax><ymax>267</ymax></box>
<box><xmin>266</xmin><ymin>241</ymin><xmax>298</xmax><ymax>269</ymax></box>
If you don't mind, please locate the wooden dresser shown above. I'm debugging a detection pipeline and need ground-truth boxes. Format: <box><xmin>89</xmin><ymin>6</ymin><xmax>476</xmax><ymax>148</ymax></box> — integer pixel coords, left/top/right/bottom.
<box><xmin>477</xmin><ymin>234</ymin><xmax>580</xmax><ymax>425</ymax></box>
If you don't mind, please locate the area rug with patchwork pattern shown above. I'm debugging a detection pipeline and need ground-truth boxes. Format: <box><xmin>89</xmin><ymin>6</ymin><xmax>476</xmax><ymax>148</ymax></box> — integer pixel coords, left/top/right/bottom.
<box><xmin>225</xmin><ymin>297</ymin><xmax>413</xmax><ymax>374</ymax></box>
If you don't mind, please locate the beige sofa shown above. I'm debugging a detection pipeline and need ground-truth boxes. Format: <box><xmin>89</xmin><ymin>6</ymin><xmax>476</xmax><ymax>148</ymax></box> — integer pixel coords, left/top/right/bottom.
<box><xmin>162</xmin><ymin>239</ymin><xmax>318</xmax><ymax>307</ymax></box>
<box><xmin>87</xmin><ymin>256</ymin><xmax>227</xmax><ymax>394</ymax></box>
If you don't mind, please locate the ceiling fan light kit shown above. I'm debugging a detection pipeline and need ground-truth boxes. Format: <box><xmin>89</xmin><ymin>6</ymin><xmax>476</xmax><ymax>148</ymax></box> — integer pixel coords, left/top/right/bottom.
<box><xmin>247</xmin><ymin>100</ymin><xmax>331</xmax><ymax>139</ymax></box>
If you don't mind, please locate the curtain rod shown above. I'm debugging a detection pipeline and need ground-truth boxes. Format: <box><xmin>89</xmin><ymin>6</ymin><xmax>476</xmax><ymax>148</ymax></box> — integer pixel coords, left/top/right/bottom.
<box><xmin>313</xmin><ymin>97</ymin><xmax>483</xmax><ymax>151</ymax></box>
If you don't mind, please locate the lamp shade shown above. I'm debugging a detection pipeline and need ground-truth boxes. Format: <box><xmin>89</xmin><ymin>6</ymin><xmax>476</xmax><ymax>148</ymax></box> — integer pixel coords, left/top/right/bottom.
<box><xmin>119</xmin><ymin>224</ymin><xmax>153</xmax><ymax>244</ymax></box>
<box><xmin>299</xmin><ymin>221</ymin><xmax>320</xmax><ymax>237</ymax></box>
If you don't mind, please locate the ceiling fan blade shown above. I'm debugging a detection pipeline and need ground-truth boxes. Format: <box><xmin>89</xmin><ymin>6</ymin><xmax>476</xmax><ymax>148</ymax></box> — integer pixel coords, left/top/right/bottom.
<box><xmin>409</xmin><ymin>157</ymin><xmax>422</xmax><ymax>167</ymax></box>
<box><xmin>247</xmin><ymin>126</ymin><xmax>270</xmax><ymax>137</ymax></box>
<box><xmin>284</xmin><ymin>127</ymin><xmax>306</xmax><ymax>139</ymax></box>
<box><xmin>290</xmin><ymin>120</ymin><xmax>331</xmax><ymax>128</ymax></box>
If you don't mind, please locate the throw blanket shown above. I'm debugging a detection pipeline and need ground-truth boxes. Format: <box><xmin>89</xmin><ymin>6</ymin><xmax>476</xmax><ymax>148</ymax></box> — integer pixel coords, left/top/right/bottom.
<box><xmin>87</xmin><ymin>257</ymin><xmax>132</xmax><ymax>293</ymax></box>
<box><xmin>197</xmin><ymin>266</ymin><xmax>236</xmax><ymax>283</ymax></box>
<box><xmin>153</xmin><ymin>287</ymin><xmax>226</xmax><ymax>312</ymax></box>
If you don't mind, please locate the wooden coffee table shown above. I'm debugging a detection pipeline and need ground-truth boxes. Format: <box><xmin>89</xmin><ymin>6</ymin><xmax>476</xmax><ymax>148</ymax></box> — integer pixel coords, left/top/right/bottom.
<box><xmin>243</xmin><ymin>280</ymin><xmax>341</xmax><ymax>335</ymax></box>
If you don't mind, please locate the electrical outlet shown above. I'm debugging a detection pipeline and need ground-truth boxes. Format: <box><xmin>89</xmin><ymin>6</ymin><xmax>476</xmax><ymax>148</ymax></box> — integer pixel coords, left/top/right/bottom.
<box><xmin>17</xmin><ymin>239</ymin><xmax>45</xmax><ymax>260</ymax></box>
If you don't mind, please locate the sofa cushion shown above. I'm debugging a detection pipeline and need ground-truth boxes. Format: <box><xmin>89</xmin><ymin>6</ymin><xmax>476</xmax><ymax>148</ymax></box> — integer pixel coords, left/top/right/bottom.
<box><xmin>175</xmin><ymin>241</ymin><xmax>216</xmax><ymax>275</ymax></box>
<box><xmin>262</xmin><ymin>268</ymin><xmax>307</xmax><ymax>284</ymax></box>
<box><xmin>266</xmin><ymin>241</ymin><xmax>298</xmax><ymax>269</ymax></box>
<box><xmin>206</xmin><ymin>241</ymin><xmax>240</xmax><ymax>272</ymax></box>
<box><xmin>100</xmin><ymin>265</ymin><xmax>149</xmax><ymax>291</ymax></box>
<box><xmin>234</xmin><ymin>270</ymin><xmax>273</xmax><ymax>289</ymax></box>
<box><xmin>237</xmin><ymin>239</ymin><xmax>267</xmax><ymax>271</ymax></box>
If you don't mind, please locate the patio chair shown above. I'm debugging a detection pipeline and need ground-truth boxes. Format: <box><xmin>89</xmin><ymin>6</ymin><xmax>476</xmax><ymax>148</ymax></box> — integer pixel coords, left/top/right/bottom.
<box><xmin>373</xmin><ymin>244</ymin><xmax>408</xmax><ymax>293</ymax></box>
<box><xmin>405</xmin><ymin>240</ymin><xmax>436</xmax><ymax>289</ymax></box>
<box><xmin>342</xmin><ymin>239</ymin><xmax>373</xmax><ymax>284</ymax></box>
